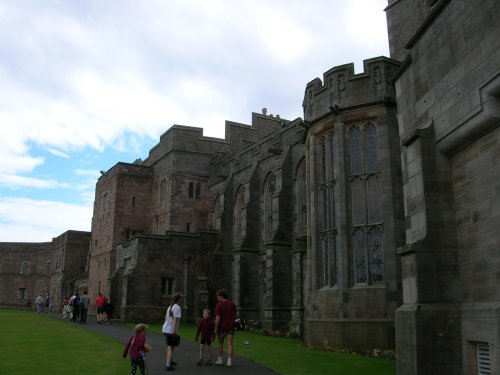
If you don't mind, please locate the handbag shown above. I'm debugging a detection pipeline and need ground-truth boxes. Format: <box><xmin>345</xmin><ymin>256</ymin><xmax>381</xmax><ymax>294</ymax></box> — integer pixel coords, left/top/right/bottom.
<box><xmin>167</xmin><ymin>333</ymin><xmax>180</xmax><ymax>347</ymax></box>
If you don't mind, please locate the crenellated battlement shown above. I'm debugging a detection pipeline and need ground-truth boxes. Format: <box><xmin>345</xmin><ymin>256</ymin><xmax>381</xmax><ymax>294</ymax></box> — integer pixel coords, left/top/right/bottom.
<box><xmin>302</xmin><ymin>56</ymin><xmax>401</xmax><ymax>122</ymax></box>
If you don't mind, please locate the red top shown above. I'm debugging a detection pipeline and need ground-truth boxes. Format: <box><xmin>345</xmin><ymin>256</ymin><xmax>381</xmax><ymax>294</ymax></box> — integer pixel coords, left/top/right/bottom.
<box><xmin>96</xmin><ymin>295</ymin><xmax>106</xmax><ymax>307</ymax></box>
<box><xmin>123</xmin><ymin>333</ymin><xmax>146</xmax><ymax>360</ymax></box>
<box><xmin>215</xmin><ymin>299</ymin><xmax>237</xmax><ymax>332</ymax></box>
<box><xmin>196</xmin><ymin>318</ymin><xmax>215</xmax><ymax>341</ymax></box>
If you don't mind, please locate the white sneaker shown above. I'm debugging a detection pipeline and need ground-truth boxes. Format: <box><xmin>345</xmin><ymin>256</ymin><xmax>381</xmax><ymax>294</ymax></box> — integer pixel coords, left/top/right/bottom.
<box><xmin>215</xmin><ymin>357</ymin><xmax>223</xmax><ymax>365</ymax></box>
<box><xmin>227</xmin><ymin>358</ymin><xmax>232</xmax><ymax>367</ymax></box>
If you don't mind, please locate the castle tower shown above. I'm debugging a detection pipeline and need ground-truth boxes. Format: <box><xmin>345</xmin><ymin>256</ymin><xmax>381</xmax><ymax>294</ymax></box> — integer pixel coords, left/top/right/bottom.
<box><xmin>302</xmin><ymin>57</ymin><xmax>405</xmax><ymax>349</ymax></box>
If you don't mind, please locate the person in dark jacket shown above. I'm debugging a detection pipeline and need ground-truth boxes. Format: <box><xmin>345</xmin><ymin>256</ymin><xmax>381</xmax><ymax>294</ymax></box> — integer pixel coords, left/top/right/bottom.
<box><xmin>104</xmin><ymin>299</ymin><xmax>115</xmax><ymax>324</ymax></box>
<box><xmin>195</xmin><ymin>308</ymin><xmax>216</xmax><ymax>366</ymax></box>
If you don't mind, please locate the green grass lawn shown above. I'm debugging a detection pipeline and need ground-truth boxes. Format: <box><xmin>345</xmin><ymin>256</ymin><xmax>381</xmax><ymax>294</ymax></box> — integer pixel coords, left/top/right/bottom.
<box><xmin>0</xmin><ymin>309</ymin><xmax>129</xmax><ymax>375</ymax></box>
<box><xmin>158</xmin><ymin>323</ymin><xmax>396</xmax><ymax>375</ymax></box>
<box><xmin>2</xmin><ymin>309</ymin><xmax>395</xmax><ymax>375</ymax></box>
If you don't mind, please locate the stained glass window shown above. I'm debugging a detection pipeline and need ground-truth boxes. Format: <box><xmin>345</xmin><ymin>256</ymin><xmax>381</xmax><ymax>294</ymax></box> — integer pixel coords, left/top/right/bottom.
<box><xmin>368</xmin><ymin>227</ymin><xmax>384</xmax><ymax>282</ymax></box>
<box><xmin>349</xmin><ymin>126</ymin><xmax>363</xmax><ymax>175</ymax></box>
<box><xmin>331</xmin><ymin>135</ymin><xmax>337</xmax><ymax>179</ymax></box>
<box><xmin>317</xmin><ymin>133</ymin><xmax>338</xmax><ymax>287</ymax></box>
<box><xmin>353</xmin><ymin>229</ymin><xmax>368</xmax><ymax>283</ymax></box>
<box><xmin>235</xmin><ymin>187</ymin><xmax>245</xmax><ymax>243</ymax></box>
<box><xmin>348</xmin><ymin>123</ymin><xmax>383</xmax><ymax>284</ymax></box>
<box><xmin>264</xmin><ymin>174</ymin><xmax>275</xmax><ymax>239</ymax></box>
<box><xmin>297</xmin><ymin>161</ymin><xmax>307</xmax><ymax>236</ymax></box>
<box><xmin>321</xmin><ymin>137</ymin><xmax>327</xmax><ymax>183</ymax></box>
<box><xmin>322</xmin><ymin>235</ymin><xmax>330</xmax><ymax>284</ymax></box>
<box><xmin>367</xmin><ymin>175</ymin><xmax>381</xmax><ymax>223</ymax></box>
<box><xmin>351</xmin><ymin>177</ymin><xmax>366</xmax><ymax>225</ymax></box>
<box><xmin>366</xmin><ymin>125</ymin><xmax>379</xmax><ymax>172</ymax></box>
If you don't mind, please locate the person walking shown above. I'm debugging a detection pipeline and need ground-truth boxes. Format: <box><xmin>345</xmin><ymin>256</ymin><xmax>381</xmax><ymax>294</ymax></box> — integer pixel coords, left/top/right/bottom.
<box><xmin>70</xmin><ymin>292</ymin><xmax>80</xmax><ymax>322</ymax></box>
<box><xmin>45</xmin><ymin>294</ymin><xmax>51</xmax><ymax>313</ymax></box>
<box><xmin>104</xmin><ymin>299</ymin><xmax>115</xmax><ymax>324</ymax></box>
<box><xmin>214</xmin><ymin>289</ymin><xmax>237</xmax><ymax>367</ymax></box>
<box><xmin>162</xmin><ymin>293</ymin><xmax>182</xmax><ymax>371</ymax></box>
<box><xmin>62</xmin><ymin>296</ymin><xmax>70</xmax><ymax>319</ymax></box>
<box><xmin>195</xmin><ymin>308</ymin><xmax>215</xmax><ymax>366</ymax></box>
<box><xmin>95</xmin><ymin>293</ymin><xmax>106</xmax><ymax>324</ymax></box>
<box><xmin>79</xmin><ymin>290</ymin><xmax>91</xmax><ymax>324</ymax></box>
<box><xmin>123</xmin><ymin>323</ymin><xmax>151</xmax><ymax>375</ymax></box>
<box><xmin>35</xmin><ymin>294</ymin><xmax>44</xmax><ymax>313</ymax></box>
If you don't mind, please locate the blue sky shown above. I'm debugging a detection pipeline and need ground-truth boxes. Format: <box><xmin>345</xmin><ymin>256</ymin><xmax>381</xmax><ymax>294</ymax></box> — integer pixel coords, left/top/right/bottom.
<box><xmin>0</xmin><ymin>0</ymin><xmax>390</xmax><ymax>242</ymax></box>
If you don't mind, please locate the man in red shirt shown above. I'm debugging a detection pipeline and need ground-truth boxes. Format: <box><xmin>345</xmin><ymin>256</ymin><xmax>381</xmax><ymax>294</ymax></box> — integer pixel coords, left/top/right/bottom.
<box><xmin>214</xmin><ymin>289</ymin><xmax>237</xmax><ymax>367</ymax></box>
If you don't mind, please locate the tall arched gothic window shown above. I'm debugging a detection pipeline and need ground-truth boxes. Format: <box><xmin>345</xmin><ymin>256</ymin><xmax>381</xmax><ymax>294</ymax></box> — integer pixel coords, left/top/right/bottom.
<box><xmin>235</xmin><ymin>186</ymin><xmax>245</xmax><ymax>244</ymax></box>
<box><xmin>347</xmin><ymin>123</ymin><xmax>383</xmax><ymax>284</ymax></box>
<box><xmin>264</xmin><ymin>173</ymin><xmax>276</xmax><ymax>239</ymax></box>
<box><xmin>317</xmin><ymin>134</ymin><xmax>338</xmax><ymax>287</ymax></box>
<box><xmin>297</xmin><ymin>160</ymin><xmax>307</xmax><ymax>236</ymax></box>
<box><xmin>213</xmin><ymin>195</ymin><xmax>222</xmax><ymax>231</ymax></box>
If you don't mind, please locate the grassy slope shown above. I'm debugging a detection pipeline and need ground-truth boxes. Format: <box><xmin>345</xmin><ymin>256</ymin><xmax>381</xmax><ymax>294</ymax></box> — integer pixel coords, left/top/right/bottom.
<box><xmin>0</xmin><ymin>310</ymin><xmax>129</xmax><ymax>375</ymax></box>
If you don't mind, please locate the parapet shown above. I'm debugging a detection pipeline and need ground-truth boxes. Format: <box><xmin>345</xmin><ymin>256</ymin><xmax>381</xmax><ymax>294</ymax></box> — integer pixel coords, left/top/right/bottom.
<box><xmin>302</xmin><ymin>57</ymin><xmax>401</xmax><ymax>122</ymax></box>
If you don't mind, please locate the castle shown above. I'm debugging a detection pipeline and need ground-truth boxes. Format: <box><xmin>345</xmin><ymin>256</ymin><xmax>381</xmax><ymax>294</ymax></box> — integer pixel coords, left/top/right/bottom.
<box><xmin>1</xmin><ymin>1</ymin><xmax>498</xmax><ymax>374</ymax></box>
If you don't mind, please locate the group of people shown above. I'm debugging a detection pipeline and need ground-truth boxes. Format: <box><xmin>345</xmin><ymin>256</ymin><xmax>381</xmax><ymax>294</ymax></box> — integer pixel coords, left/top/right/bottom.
<box><xmin>60</xmin><ymin>291</ymin><xmax>115</xmax><ymax>325</ymax></box>
<box><xmin>34</xmin><ymin>293</ymin><xmax>52</xmax><ymax>313</ymax></box>
<box><xmin>123</xmin><ymin>289</ymin><xmax>238</xmax><ymax>374</ymax></box>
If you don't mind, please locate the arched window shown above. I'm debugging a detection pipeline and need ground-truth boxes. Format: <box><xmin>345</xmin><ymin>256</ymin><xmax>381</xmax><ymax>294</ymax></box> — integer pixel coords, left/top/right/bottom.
<box><xmin>347</xmin><ymin>123</ymin><xmax>383</xmax><ymax>284</ymax></box>
<box><xmin>235</xmin><ymin>186</ymin><xmax>245</xmax><ymax>244</ymax></box>
<box><xmin>264</xmin><ymin>173</ymin><xmax>276</xmax><ymax>239</ymax></box>
<box><xmin>195</xmin><ymin>182</ymin><xmax>201</xmax><ymax>200</ymax></box>
<box><xmin>297</xmin><ymin>160</ymin><xmax>307</xmax><ymax>236</ymax></box>
<box><xmin>213</xmin><ymin>195</ymin><xmax>222</xmax><ymax>231</ymax></box>
<box><xmin>316</xmin><ymin>134</ymin><xmax>338</xmax><ymax>288</ymax></box>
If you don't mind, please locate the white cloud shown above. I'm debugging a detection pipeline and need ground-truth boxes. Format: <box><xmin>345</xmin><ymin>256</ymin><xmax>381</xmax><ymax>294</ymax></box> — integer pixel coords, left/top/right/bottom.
<box><xmin>46</xmin><ymin>148</ymin><xmax>71</xmax><ymax>159</ymax></box>
<box><xmin>0</xmin><ymin>0</ymin><xmax>391</xmax><ymax>241</ymax></box>
<box><xmin>0</xmin><ymin>197</ymin><xmax>92</xmax><ymax>242</ymax></box>
<box><xmin>0</xmin><ymin>174</ymin><xmax>71</xmax><ymax>189</ymax></box>
<box><xmin>74</xmin><ymin>169</ymin><xmax>100</xmax><ymax>178</ymax></box>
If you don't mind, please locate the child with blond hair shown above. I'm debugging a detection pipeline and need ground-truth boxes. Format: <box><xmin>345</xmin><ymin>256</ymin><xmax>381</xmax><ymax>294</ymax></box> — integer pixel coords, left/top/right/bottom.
<box><xmin>123</xmin><ymin>323</ymin><xmax>152</xmax><ymax>375</ymax></box>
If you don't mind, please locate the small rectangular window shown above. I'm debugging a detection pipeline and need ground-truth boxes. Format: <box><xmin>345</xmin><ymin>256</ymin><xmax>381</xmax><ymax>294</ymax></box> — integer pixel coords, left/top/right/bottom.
<box><xmin>132</xmin><ymin>196</ymin><xmax>136</xmax><ymax>207</ymax></box>
<box><xmin>161</xmin><ymin>277</ymin><xmax>175</xmax><ymax>296</ymax></box>
<box><xmin>188</xmin><ymin>182</ymin><xmax>194</xmax><ymax>198</ymax></box>
<box><xmin>18</xmin><ymin>288</ymin><xmax>27</xmax><ymax>300</ymax></box>
<box><xmin>20</xmin><ymin>261</ymin><xmax>30</xmax><ymax>275</ymax></box>
<box><xmin>186</xmin><ymin>223</ymin><xmax>192</xmax><ymax>232</ymax></box>
<box><xmin>196</xmin><ymin>182</ymin><xmax>201</xmax><ymax>199</ymax></box>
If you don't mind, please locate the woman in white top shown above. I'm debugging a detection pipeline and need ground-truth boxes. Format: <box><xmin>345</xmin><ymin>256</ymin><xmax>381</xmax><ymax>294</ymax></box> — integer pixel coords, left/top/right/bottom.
<box><xmin>162</xmin><ymin>293</ymin><xmax>182</xmax><ymax>371</ymax></box>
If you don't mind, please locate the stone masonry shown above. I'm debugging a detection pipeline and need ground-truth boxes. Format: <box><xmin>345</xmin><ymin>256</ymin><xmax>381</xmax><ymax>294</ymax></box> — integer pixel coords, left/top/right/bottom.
<box><xmin>1</xmin><ymin>1</ymin><xmax>498</xmax><ymax>373</ymax></box>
